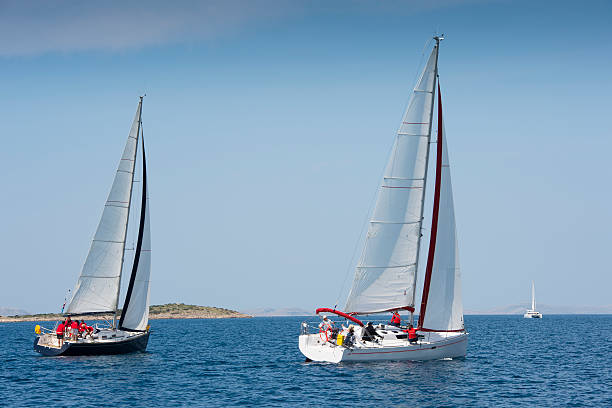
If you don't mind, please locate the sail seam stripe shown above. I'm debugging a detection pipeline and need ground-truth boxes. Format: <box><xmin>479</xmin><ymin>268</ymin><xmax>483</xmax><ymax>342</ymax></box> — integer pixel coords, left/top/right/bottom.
<box><xmin>357</xmin><ymin>263</ymin><xmax>416</xmax><ymax>269</ymax></box>
<box><xmin>402</xmin><ymin>122</ymin><xmax>428</xmax><ymax>124</ymax></box>
<box><xmin>93</xmin><ymin>239</ymin><xmax>124</xmax><ymax>243</ymax></box>
<box><xmin>397</xmin><ymin>133</ymin><xmax>428</xmax><ymax>136</ymax></box>
<box><xmin>382</xmin><ymin>186</ymin><xmax>422</xmax><ymax>189</ymax></box>
<box><xmin>370</xmin><ymin>221</ymin><xmax>419</xmax><ymax>224</ymax></box>
<box><xmin>383</xmin><ymin>177</ymin><xmax>424</xmax><ymax>180</ymax></box>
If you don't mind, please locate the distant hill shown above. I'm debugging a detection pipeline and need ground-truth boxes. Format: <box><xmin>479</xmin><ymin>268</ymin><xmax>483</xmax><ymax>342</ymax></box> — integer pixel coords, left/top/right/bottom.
<box><xmin>0</xmin><ymin>307</ymin><xmax>29</xmax><ymax>316</ymax></box>
<box><xmin>243</xmin><ymin>307</ymin><xmax>314</xmax><ymax>317</ymax></box>
<box><xmin>465</xmin><ymin>303</ymin><xmax>612</xmax><ymax>315</ymax></box>
<box><xmin>0</xmin><ymin>303</ymin><xmax>250</xmax><ymax>322</ymax></box>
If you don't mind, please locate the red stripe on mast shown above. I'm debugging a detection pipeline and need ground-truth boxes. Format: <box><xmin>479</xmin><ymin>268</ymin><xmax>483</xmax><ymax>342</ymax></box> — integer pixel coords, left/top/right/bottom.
<box><xmin>417</xmin><ymin>82</ymin><xmax>443</xmax><ymax>329</ymax></box>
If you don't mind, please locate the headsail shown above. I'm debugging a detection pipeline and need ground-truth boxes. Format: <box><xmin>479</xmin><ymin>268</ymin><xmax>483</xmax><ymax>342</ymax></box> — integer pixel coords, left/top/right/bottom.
<box><xmin>119</xmin><ymin>127</ymin><xmax>151</xmax><ymax>332</ymax></box>
<box><xmin>345</xmin><ymin>45</ymin><xmax>439</xmax><ymax>314</ymax></box>
<box><xmin>66</xmin><ymin>101</ymin><xmax>142</xmax><ymax>315</ymax></box>
<box><xmin>419</xmin><ymin>89</ymin><xmax>464</xmax><ymax>331</ymax></box>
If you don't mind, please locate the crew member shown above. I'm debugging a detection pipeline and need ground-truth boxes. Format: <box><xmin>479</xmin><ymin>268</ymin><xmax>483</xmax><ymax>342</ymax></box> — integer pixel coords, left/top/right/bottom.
<box><xmin>390</xmin><ymin>311</ymin><xmax>401</xmax><ymax>327</ymax></box>
<box><xmin>70</xmin><ymin>319</ymin><xmax>79</xmax><ymax>340</ymax></box>
<box><xmin>318</xmin><ymin>315</ymin><xmax>334</xmax><ymax>332</ymax></box>
<box><xmin>56</xmin><ymin>322</ymin><xmax>65</xmax><ymax>347</ymax></box>
<box><xmin>344</xmin><ymin>325</ymin><xmax>356</xmax><ymax>348</ymax></box>
<box><xmin>408</xmin><ymin>324</ymin><xmax>418</xmax><ymax>344</ymax></box>
<box><xmin>362</xmin><ymin>322</ymin><xmax>383</xmax><ymax>343</ymax></box>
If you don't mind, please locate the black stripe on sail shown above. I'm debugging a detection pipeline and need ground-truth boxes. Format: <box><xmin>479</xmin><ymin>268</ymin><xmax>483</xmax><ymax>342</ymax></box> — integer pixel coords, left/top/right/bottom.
<box><xmin>119</xmin><ymin>129</ymin><xmax>147</xmax><ymax>330</ymax></box>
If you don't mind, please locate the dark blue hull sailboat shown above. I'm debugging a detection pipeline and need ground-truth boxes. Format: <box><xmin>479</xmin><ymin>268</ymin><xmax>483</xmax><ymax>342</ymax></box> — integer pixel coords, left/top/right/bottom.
<box><xmin>34</xmin><ymin>96</ymin><xmax>153</xmax><ymax>357</ymax></box>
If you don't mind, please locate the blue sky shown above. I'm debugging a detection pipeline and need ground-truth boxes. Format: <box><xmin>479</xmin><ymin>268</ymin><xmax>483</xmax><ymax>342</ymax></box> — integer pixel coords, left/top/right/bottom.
<box><xmin>1</xmin><ymin>0</ymin><xmax>611</xmax><ymax>313</ymax></box>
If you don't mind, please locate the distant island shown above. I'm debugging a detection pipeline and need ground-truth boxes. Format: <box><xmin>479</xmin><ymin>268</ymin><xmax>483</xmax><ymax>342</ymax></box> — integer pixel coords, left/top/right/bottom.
<box><xmin>0</xmin><ymin>303</ymin><xmax>251</xmax><ymax>323</ymax></box>
<box><xmin>242</xmin><ymin>307</ymin><xmax>314</xmax><ymax>317</ymax></box>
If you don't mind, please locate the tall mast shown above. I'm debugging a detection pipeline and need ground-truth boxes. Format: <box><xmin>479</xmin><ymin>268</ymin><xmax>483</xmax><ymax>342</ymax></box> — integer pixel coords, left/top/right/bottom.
<box><xmin>417</xmin><ymin>36</ymin><xmax>443</xmax><ymax>328</ymax></box>
<box><xmin>413</xmin><ymin>35</ymin><xmax>441</xmax><ymax>326</ymax></box>
<box><xmin>113</xmin><ymin>96</ymin><xmax>143</xmax><ymax>329</ymax></box>
<box><xmin>532</xmin><ymin>281</ymin><xmax>536</xmax><ymax>310</ymax></box>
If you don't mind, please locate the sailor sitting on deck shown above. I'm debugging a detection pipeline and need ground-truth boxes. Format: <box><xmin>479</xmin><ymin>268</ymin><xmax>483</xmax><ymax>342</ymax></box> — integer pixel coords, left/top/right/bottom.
<box><xmin>343</xmin><ymin>325</ymin><xmax>356</xmax><ymax>348</ymax></box>
<box><xmin>389</xmin><ymin>311</ymin><xmax>401</xmax><ymax>327</ymax></box>
<box><xmin>361</xmin><ymin>322</ymin><xmax>383</xmax><ymax>343</ymax></box>
<box><xmin>80</xmin><ymin>321</ymin><xmax>94</xmax><ymax>338</ymax></box>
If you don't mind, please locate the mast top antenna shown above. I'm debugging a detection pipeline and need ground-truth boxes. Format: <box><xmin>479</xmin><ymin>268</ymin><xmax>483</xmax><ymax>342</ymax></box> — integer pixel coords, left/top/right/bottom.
<box><xmin>434</xmin><ymin>34</ymin><xmax>445</xmax><ymax>43</ymax></box>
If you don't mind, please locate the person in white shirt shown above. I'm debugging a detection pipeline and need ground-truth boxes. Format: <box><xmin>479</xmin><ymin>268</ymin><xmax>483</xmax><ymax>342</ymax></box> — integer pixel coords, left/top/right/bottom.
<box><xmin>318</xmin><ymin>315</ymin><xmax>334</xmax><ymax>331</ymax></box>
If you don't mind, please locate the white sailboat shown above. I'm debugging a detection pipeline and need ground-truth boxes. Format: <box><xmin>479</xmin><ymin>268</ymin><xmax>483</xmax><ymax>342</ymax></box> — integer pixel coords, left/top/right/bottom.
<box><xmin>299</xmin><ymin>36</ymin><xmax>467</xmax><ymax>362</ymax></box>
<box><xmin>34</xmin><ymin>97</ymin><xmax>152</xmax><ymax>356</ymax></box>
<box><xmin>524</xmin><ymin>281</ymin><xmax>542</xmax><ymax>318</ymax></box>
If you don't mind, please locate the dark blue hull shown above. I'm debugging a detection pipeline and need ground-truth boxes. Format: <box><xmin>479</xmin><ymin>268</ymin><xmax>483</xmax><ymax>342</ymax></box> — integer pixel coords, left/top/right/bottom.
<box><xmin>34</xmin><ymin>331</ymin><xmax>150</xmax><ymax>356</ymax></box>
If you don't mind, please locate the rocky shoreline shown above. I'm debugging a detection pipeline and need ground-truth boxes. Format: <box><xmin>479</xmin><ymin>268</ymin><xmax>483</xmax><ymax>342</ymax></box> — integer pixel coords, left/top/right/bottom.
<box><xmin>0</xmin><ymin>303</ymin><xmax>251</xmax><ymax>323</ymax></box>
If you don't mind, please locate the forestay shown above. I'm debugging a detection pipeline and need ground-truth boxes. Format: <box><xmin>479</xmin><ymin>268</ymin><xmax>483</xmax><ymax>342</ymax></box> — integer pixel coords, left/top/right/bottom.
<box><xmin>345</xmin><ymin>46</ymin><xmax>438</xmax><ymax>314</ymax></box>
<box><xmin>66</xmin><ymin>102</ymin><xmax>142</xmax><ymax>315</ymax></box>
<box><xmin>421</xmin><ymin>120</ymin><xmax>464</xmax><ymax>331</ymax></box>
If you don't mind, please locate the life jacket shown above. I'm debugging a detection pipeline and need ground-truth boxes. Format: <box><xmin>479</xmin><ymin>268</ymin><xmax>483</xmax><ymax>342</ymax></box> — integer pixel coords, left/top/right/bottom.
<box><xmin>56</xmin><ymin>324</ymin><xmax>65</xmax><ymax>335</ymax></box>
<box><xmin>408</xmin><ymin>327</ymin><xmax>417</xmax><ymax>340</ymax></box>
<box><xmin>391</xmin><ymin>313</ymin><xmax>401</xmax><ymax>325</ymax></box>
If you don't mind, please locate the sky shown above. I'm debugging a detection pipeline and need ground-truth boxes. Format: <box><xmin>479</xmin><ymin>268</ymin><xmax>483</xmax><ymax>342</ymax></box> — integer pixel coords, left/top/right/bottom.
<box><xmin>1</xmin><ymin>0</ymin><xmax>611</xmax><ymax>314</ymax></box>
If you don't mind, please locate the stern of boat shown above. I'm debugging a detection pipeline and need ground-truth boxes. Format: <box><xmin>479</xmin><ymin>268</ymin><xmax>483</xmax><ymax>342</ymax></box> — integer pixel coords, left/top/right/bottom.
<box><xmin>299</xmin><ymin>322</ymin><xmax>346</xmax><ymax>363</ymax></box>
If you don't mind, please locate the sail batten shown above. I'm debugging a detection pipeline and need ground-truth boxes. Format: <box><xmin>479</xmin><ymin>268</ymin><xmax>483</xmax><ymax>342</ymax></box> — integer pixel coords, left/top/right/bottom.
<box><xmin>345</xmin><ymin>45</ymin><xmax>439</xmax><ymax>314</ymax></box>
<box><xmin>65</xmin><ymin>101</ymin><xmax>142</xmax><ymax>316</ymax></box>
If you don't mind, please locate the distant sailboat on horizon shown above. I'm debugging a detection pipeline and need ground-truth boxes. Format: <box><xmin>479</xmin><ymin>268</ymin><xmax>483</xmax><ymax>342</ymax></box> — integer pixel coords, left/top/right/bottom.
<box><xmin>34</xmin><ymin>97</ymin><xmax>152</xmax><ymax>356</ymax></box>
<box><xmin>524</xmin><ymin>281</ymin><xmax>542</xmax><ymax>319</ymax></box>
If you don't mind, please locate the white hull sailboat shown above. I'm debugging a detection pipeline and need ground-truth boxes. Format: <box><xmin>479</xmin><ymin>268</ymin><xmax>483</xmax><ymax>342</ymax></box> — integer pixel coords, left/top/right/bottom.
<box><xmin>299</xmin><ymin>36</ymin><xmax>467</xmax><ymax>363</ymax></box>
<box><xmin>524</xmin><ymin>281</ymin><xmax>542</xmax><ymax>318</ymax></box>
<box><xmin>34</xmin><ymin>97</ymin><xmax>152</xmax><ymax>356</ymax></box>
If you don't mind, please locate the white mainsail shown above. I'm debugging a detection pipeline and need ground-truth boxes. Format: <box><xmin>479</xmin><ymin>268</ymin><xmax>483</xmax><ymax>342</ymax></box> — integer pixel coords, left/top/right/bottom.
<box><xmin>66</xmin><ymin>102</ymin><xmax>142</xmax><ymax>315</ymax></box>
<box><xmin>421</xmin><ymin>120</ymin><xmax>464</xmax><ymax>331</ymax></box>
<box><xmin>345</xmin><ymin>46</ymin><xmax>438</xmax><ymax>314</ymax></box>
<box><xmin>531</xmin><ymin>281</ymin><xmax>536</xmax><ymax>310</ymax></box>
<box><xmin>119</xmin><ymin>134</ymin><xmax>151</xmax><ymax>331</ymax></box>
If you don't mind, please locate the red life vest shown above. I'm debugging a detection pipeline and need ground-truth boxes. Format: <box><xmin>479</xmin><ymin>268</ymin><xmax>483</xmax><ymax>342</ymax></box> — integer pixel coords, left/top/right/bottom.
<box><xmin>408</xmin><ymin>327</ymin><xmax>417</xmax><ymax>340</ymax></box>
<box><xmin>56</xmin><ymin>323</ymin><xmax>65</xmax><ymax>335</ymax></box>
<box><xmin>391</xmin><ymin>313</ymin><xmax>401</xmax><ymax>324</ymax></box>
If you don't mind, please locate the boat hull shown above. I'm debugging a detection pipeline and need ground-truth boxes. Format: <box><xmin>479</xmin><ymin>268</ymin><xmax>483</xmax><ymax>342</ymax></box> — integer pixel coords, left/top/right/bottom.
<box><xmin>299</xmin><ymin>332</ymin><xmax>468</xmax><ymax>363</ymax></box>
<box><xmin>34</xmin><ymin>331</ymin><xmax>150</xmax><ymax>356</ymax></box>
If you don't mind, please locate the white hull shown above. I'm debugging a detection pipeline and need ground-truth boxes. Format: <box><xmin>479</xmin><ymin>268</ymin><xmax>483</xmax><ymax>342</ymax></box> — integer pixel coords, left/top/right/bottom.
<box><xmin>299</xmin><ymin>331</ymin><xmax>467</xmax><ymax>363</ymax></box>
<box><xmin>524</xmin><ymin>310</ymin><xmax>542</xmax><ymax>318</ymax></box>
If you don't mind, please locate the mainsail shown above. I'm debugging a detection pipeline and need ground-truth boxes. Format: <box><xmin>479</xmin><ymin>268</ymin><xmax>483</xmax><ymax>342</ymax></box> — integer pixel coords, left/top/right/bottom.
<box><xmin>119</xmin><ymin>130</ymin><xmax>151</xmax><ymax>332</ymax></box>
<box><xmin>66</xmin><ymin>101</ymin><xmax>142</xmax><ymax>315</ymax></box>
<box><xmin>345</xmin><ymin>45</ymin><xmax>439</xmax><ymax>314</ymax></box>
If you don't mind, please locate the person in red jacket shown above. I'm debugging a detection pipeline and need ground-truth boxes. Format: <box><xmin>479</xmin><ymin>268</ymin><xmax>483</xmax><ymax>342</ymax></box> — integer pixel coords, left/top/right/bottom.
<box><xmin>70</xmin><ymin>319</ymin><xmax>79</xmax><ymax>340</ymax></box>
<box><xmin>408</xmin><ymin>324</ymin><xmax>418</xmax><ymax>344</ymax></box>
<box><xmin>390</xmin><ymin>311</ymin><xmax>401</xmax><ymax>327</ymax></box>
<box><xmin>56</xmin><ymin>322</ymin><xmax>65</xmax><ymax>347</ymax></box>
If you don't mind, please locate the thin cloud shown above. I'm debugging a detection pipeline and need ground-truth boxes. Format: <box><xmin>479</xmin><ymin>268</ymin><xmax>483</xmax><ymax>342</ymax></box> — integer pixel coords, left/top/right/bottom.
<box><xmin>0</xmin><ymin>0</ymin><xmax>500</xmax><ymax>57</ymax></box>
<box><xmin>0</xmin><ymin>0</ymin><xmax>300</xmax><ymax>56</ymax></box>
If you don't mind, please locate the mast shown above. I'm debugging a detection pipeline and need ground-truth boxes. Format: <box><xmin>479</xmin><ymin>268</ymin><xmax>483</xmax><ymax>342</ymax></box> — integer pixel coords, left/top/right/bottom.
<box><xmin>417</xmin><ymin>64</ymin><xmax>443</xmax><ymax>329</ymax></box>
<box><xmin>113</xmin><ymin>96</ymin><xmax>143</xmax><ymax>329</ymax></box>
<box><xmin>411</xmin><ymin>35</ymin><xmax>441</xmax><ymax>324</ymax></box>
<box><xmin>119</xmin><ymin>116</ymin><xmax>148</xmax><ymax>330</ymax></box>
<box><xmin>532</xmin><ymin>281</ymin><xmax>536</xmax><ymax>310</ymax></box>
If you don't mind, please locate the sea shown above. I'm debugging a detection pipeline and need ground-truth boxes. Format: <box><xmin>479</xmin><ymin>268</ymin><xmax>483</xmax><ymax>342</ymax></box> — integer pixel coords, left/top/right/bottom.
<box><xmin>1</xmin><ymin>315</ymin><xmax>611</xmax><ymax>407</ymax></box>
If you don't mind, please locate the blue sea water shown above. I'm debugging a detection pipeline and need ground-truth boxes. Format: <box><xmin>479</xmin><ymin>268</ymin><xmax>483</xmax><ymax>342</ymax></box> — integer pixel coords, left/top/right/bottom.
<box><xmin>1</xmin><ymin>315</ymin><xmax>611</xmax><ymax>407</ymax></box>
